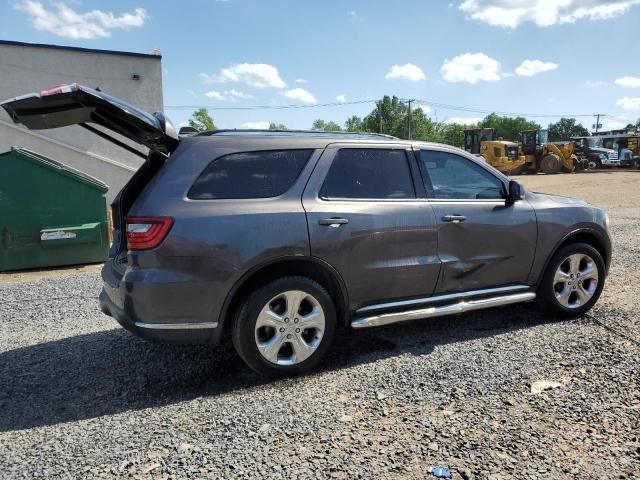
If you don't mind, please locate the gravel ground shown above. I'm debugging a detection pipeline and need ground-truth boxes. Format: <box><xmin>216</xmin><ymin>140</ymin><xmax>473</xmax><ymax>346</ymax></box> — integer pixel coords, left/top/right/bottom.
<box><xmin>1</xmin><ymin>171</ymin><xmax>639</xmax><ymax>480</ymax></box>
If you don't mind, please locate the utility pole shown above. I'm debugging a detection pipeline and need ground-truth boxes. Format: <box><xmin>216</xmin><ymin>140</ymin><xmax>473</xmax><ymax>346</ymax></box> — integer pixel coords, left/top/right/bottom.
<box><xmin>594</xmin><ymin>114</ymin><xmax>601</xmax><ymax>134</ymax></box>
<box><xmin>378</xmin><ymin>102</ymin><xmax>383</xmax><ymax>134</ymax></box>
<box><xmin>407</xmin><ymin>99</ymin><xmax>413</xmax><ymax>140</ymax></box>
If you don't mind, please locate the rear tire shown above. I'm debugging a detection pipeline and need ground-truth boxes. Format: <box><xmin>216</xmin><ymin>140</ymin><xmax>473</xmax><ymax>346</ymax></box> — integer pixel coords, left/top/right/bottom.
<box><xmin>537</xmin><ymin>243</ymin><xmax>605</xmax><ymax>318</ymax></box>
<box><xmin>232</xmin><ymin>276</ymin><xmax>337</xmax><ymax>376</ymax></box>
<box><xmin>541</xmin><ymin>153</ymin><xmax>561</xmax><ymax>174</ymax></box>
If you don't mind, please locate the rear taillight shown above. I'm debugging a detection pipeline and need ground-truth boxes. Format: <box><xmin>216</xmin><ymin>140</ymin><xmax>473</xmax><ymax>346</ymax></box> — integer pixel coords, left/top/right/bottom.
<box><xmin>125</xmin><ymin>217</ymin><xmax>173</xmax><ymax>250</ymax></box>
<box><xmin>40</xmin><ymin>83</ymin><xmax>80</xmax><ymax>97</ymax></box>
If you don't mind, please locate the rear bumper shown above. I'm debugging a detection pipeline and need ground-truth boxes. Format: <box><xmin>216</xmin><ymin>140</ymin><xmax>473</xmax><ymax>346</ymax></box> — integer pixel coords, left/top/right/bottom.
<box><xmin>99</xmin><ymin>262</ymin><xmax>224</xmax><ymax>345</ymax></box>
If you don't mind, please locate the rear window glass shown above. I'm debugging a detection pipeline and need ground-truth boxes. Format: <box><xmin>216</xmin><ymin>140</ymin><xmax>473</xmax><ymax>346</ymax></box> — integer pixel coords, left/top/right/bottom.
<box><xmin>321</xmin><ymin>149</ymin><xmax>415</xmax><ymax>200</ymax></box>
<box><xmin>188</xmin><ymin>149</ymin><xmax>313</xmax><ymax>199</ymax></box>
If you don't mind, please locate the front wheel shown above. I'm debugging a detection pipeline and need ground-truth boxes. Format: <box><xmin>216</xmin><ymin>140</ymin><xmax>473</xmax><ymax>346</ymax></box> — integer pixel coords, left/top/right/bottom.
<box><xmin>537</xmin><ymin>243</ymin><xmax>605</xmax><ymax>317</ymax></box>
<box><xmin>232</xmin><ymin>276</ymin><xmax>337</xmax><ymax>376</ymax></box>
<box><xmin>541</xmin><ymin>153</ymin><xmax>561</xmax><ymax>174</ymax></box>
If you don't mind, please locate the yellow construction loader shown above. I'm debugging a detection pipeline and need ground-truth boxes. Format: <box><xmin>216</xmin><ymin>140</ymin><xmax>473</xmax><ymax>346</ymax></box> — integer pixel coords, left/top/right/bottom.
<box><xmin>463</xmin><ymin>128</ymin><xmax>525</xmax><ymax>175</ymax></box>
<box><xmin>519</xmin><ymin>129</ymin><xmax>585</xmax><ymax>174</ymax></box>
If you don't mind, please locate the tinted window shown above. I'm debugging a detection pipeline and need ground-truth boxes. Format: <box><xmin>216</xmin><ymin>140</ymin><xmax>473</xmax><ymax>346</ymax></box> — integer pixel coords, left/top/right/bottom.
<box><xmin>419</xmin><ymin>150</ymin><xmax>504</xmax><ymax>200</ymax></box>
<box><xmin>322</xmin><ymin>149</ymin><xmax>415</xmax><ymax>199</ymax></box>
<box><xmin>189</xmin><ymin>149</ymin><xmax>313</xmax><ymax>199</ymax></box>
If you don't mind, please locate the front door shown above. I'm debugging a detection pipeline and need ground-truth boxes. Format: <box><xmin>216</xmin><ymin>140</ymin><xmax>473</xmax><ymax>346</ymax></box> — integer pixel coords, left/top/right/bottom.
<box><xmin>302</xmin><ymin>145</ymin><xmax>440</xmax><ymax>311</ymax></box>
<box><xmin>415</xmin><ymin>147</ymin><xmax>537</xmax><ymax>294</ymax></box>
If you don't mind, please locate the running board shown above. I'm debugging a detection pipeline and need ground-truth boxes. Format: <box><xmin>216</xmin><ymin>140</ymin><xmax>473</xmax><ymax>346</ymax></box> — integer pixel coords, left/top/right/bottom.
<box><xmin>351</xmin><ymin>292</ymin><xmax>536</xmax><ymax>329</ymax></box>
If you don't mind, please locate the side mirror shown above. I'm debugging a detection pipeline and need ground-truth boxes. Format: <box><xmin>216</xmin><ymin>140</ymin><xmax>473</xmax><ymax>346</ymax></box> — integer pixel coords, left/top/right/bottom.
<box><xmin>508</xmin><ymin>180</ymin><xmax>525</xmax><ymax>202</ymax></box>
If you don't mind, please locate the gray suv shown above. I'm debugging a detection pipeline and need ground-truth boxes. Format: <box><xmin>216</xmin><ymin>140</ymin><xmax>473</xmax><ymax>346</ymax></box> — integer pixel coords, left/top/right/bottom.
<box><xmin>2</xmin><ymin>85</ymin><xmax>612</xmax><ymax>376</ymax></box>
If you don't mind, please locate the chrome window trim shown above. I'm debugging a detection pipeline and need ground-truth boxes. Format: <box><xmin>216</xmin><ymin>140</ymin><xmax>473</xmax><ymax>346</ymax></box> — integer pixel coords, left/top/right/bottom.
<box><xmin>356</xmin><ymin>285</ymin><xmax>530</xmax><ymax>314</ymax></box>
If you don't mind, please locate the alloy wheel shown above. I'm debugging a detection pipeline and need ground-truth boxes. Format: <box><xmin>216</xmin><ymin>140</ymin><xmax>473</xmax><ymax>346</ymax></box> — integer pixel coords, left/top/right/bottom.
<box><xmin>553</xmin><ymin>253</ymin><xmax>599</xmax><ymax>309</ymax></box>
<box><xmin>254</xmin><ymin>290</ymin><xmax>325</xmax><ymax>365</ymax></box>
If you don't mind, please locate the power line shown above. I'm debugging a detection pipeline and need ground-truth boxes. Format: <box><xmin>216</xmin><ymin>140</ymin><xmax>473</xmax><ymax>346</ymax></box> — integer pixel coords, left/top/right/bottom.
<box><xmin>165</xmin><ymin>97</ymin><xmax>617</xmax><ymax>121</ymax></box>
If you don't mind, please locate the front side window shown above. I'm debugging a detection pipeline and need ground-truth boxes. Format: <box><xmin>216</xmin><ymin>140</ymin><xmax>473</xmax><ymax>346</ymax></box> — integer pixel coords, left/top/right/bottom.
<box><xmin>188</xmin><ymin>149</ymin><xmax>313</xmax><ymax>199</ymax></box>
<box><xmin>419</xmin><ymin>150</ymin><xmax>505</xmax><ymax>200</ymax></box>
<box><xmin>321</xmin><ymin>148</ymin><xmax>415</xmax><ymax>200</ymax></box>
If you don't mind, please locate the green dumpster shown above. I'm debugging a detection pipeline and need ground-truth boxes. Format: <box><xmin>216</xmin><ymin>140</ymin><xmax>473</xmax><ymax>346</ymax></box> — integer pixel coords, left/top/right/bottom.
<box><xmin>0</xmin><ymin>147</ymin><xmax>110</xmax><ymax>271</ymax></box>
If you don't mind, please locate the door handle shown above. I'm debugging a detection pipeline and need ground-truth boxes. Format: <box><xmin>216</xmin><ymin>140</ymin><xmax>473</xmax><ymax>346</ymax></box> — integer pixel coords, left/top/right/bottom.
<box><xmin>319</xmin><ymin>217</ymin><xmax>349</xmax><ymax>227</ymax></box>
<box><xmin>442</xmin><ymin>214</ymin><xmax>467</xmax><ymax>223</ymax></box>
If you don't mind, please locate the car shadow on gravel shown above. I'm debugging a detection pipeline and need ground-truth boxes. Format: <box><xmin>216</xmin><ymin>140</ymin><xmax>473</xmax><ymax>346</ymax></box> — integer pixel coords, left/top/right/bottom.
<box><xmin>0</xmin><ymin>305</ymin><xmax>566</xmax><ymax>432</ymax></box>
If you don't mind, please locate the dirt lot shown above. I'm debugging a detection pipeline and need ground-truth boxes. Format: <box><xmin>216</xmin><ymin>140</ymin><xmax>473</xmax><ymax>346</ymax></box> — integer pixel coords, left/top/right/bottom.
<box><xmin>1</xmin><ymin>171</ymin><xmax>639</xmax><ymax>479</ymax></box>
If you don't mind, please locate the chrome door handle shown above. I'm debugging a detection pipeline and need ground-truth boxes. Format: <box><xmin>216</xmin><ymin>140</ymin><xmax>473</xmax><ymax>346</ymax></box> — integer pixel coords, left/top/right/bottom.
<box><xmin>442</xmin><ymin>215</ymin><xmax>467</xmax><ymax>223</ymax></box>
<box><xmin>319</xmin><ymin>217</ymin><xmax>349</xmax><ymax>227</ymax></box>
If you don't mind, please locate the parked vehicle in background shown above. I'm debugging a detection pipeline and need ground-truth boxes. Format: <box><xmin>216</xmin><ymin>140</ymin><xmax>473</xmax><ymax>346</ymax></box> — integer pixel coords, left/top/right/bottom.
<box><xmin>463</xmin><ymin>127</ymin><xmax>525</xmax><ymax>175</ymax></box>
<box><xmin>592</xmin><ymin>132</ymin><xmax>640</xmax><ymax>169</ymax></box>
<box><xmin>1</xmin><ymin>84</ymin><xmax>612</xmax><ymax>376</ymax></box>
<box><xmin>572</xmin><ymin>136</ymin><xmax>620</xmax><ymax>169</ymax></box>
<box><xmin>519</xmin><ymin>129</ymin><xmax>586</xmax><ymax>174</ymax></box>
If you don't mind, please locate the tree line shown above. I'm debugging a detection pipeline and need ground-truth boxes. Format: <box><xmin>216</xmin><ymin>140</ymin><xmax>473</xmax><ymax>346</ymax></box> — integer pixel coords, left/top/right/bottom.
<box><xmin>189</xmin><ymin>97</ymin><xmax>640</xmax><ymax>148</ymax></box>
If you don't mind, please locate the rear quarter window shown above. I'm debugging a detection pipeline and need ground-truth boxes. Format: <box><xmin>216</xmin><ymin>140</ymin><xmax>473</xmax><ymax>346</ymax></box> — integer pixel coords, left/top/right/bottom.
<box><xmin>188</xmin><ymin>149</ymin><xmax>313</xmax><ymax>199</ymax></box>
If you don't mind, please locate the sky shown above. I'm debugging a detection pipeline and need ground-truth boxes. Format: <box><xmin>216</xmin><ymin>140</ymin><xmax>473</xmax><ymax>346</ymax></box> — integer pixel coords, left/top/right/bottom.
<box><xmin>1</xmin><ymin>0</ymin><xmax>639</xmax><ymax>132</ymax></box>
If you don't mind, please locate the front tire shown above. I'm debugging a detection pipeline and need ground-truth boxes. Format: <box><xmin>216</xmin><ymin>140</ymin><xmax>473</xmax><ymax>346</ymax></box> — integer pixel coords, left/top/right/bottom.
<box><xmin>537</xmin><ymin>243</ymin><xmax>605</xmax><ymax>317</ymax></box>
<box><xmin>232</xmin><ymin>276</ymin><xmax>337</xmax><ymax>376</ymax></box>
<box><xmin>541</xmin><ymin>153</ymin><xmax>561</xmax><ymax>174</ymax></box>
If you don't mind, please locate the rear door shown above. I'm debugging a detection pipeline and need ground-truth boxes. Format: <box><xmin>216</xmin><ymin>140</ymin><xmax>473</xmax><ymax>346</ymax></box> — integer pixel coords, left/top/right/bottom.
<box><xmin>1</xmin><ymin>83</ymin><xmax>179</xmax><ymax>154</ymax></box>
<box><xmin>415</xmin><ymin>146</ymin><xmax>537</xmax><ymax>294</ymax></box>
<box><xmin>302</xmin><ymin>143</ymin><xmax>440</xmax><ymax>311</ymax></box>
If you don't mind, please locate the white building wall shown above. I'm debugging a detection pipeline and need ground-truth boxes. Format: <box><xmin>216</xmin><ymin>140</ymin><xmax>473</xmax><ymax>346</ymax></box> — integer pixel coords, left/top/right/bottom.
<box><xmin>0</xmin><ymin>41</ymin><xmax>164</xmax><ymax>202</ymax></box>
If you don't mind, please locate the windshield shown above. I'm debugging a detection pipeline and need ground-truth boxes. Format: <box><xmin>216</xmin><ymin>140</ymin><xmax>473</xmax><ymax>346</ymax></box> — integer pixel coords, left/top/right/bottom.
<box><xmin>586</xmin><ymin>137</ymin><xmax>603</xmax><ymax>148</ymax></box>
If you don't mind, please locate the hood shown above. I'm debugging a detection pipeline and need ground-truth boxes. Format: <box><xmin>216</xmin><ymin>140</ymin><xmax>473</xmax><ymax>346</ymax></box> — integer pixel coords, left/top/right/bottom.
<box><xmin>526</xmin><ymin>191</ymin><xmax>589</xmax><ymax>207</ymax></box>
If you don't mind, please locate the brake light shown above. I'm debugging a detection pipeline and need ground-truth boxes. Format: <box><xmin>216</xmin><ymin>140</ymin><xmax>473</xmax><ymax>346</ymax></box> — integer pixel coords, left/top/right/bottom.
<box><xmin>40</xmin><ymin>83</ymin><xmax>80</xmax><ymax>97</ymax></box>
<box><xmin>126</xmin><ymin>217</ymin><xmax>173</xmax><ymax>250</ymax></box>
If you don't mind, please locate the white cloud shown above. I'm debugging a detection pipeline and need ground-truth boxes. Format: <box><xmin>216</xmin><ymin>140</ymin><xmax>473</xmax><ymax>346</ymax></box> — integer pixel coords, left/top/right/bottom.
<box><xmin>515</xmin><ymin>59</ymin><xmax>559</xmax><ymax>77</ymax></box>
<box><xmin>415</xmin><ymin>104</ymin><xmax>432</xmax><ymax>114</ymax></box>
<box><xmin>205</xmin><ymin>89</ymin><xmax>255</xmax><ymax>101</ymax></box>
<box><xmin>282</xmin><ymin>88</ymin><xmax>317</xmax><ymax>104</ymax></box>
<box><xmin>15</xmin><ymin>1</ymin><xmax>146</xmax><ymax>39</ymax></box>
<box><xmin>294</xmin><ymin>78</ymin><xmax>308</xmax><ymax>84</ymax></box>
<box><xmin>445</xmin><ymin>117</ymin><xmax>483</xmax><ymax>125</ymax></box>
<box><xmin>336</xmin><ymin>94</ymin><xmax>347</xmax><ymax>103</ymax></box>
<box><xmin>349</xmin><ymin>10</ymin><xmax>357</xmax><ymax>16</ymax></box>
<box><xmin>385</xmin><ymin>63</ymin><xmax>426</xmax><ymax>82</ymax></box>
<box><xmin>616</xmin><ymin>97</ymin><xmax>640</xmax><ymax>110</ymax></box>
<box><xmin>441</xmin><ymin>53</ymin><xmax>502</xmax><ymax>84</ymax></box>
<box><xmin>603</xmin><ymin>119</ymin><xmax>629</xmax><ymax>130</ymax></box>
<box><xmin>615</xmin><ymin>76</ymin><xmax>640</xmax><ymax>88</ymax></box>
<box><xmin>200</xmin><ymin>63</ymin><xmax>286</xmax><ymax>89</ymax></box>
<box><xmin>586</xmin><ymin>80</ymin><xmax>609</xmax><ymax>88</ymax></box>
<box><xmin>458</xmin><ymin>0</ymin><xmax>640</xmax><ymax>28</ymax></box>
<box><xmin>241</xmin><ymin>121</ymin><xmax>270</xmax><ymax>129</ymax></box>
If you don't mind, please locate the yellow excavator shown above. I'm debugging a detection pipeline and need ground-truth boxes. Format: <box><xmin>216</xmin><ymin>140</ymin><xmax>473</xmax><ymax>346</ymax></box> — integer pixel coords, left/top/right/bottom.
<box><xmin>463</xmin><ymin>128</ymin><xmax>525</xmax><ymax>175</ymax></box>
<box><xmin>519</xmin><ymin>129</ymin><xmax>584</xmax><ymax>174</ymax></box>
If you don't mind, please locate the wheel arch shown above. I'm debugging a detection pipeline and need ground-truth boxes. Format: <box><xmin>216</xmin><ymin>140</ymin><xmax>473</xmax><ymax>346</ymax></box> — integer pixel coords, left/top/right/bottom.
<box><xmin>218</xmin><ymin>256</ymin><xmax>350</xmax><ymax>338</ymax></box>
<box><xmin>536</xmin><ymin>228</ymin><xmax>611</xmax><ymax>286</ymax></box>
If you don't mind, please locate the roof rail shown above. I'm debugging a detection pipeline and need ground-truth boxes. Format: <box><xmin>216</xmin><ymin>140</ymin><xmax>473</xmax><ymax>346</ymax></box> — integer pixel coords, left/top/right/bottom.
<box><xmin>198</xmin><ymin>129</ymin><xmax>398</xmax><ymax>140</ymax></box>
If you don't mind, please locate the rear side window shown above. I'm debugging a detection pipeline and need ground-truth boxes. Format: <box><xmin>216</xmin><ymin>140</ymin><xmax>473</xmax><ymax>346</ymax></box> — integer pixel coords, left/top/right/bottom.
<box><xmin>188</xmin><ymin>149</ymin><xmax>313</xmax><ymax>199</ymax></box>
<box><xmin>321</xmin><ymin>149</ymin><xmax>415</xmax><ymax>199</ymax></box>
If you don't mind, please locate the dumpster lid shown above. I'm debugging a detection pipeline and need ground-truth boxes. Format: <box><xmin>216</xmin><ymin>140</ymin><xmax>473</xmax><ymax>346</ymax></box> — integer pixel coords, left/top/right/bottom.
<box><xmin>4</xmin><ymin>147</ymin><xmax>109</xmax><ymax>193</ymax></box>
<box><xmin>1</xmin><ymin>84</ymin><xmax>180</xmax><ymax>155</ymax></box>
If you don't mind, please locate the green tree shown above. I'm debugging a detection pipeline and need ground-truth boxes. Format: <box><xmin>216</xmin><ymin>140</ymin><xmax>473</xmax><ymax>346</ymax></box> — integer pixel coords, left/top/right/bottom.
<box><xmin>547</xmin><ymin>117</ymin><xmax>589</xmax><ymax>141</ymax></box>
<box><xmin>344</xmin><ymin>115</ymin><xmax>363</xmax><ymax>132</ymax></box>
<box><xmin>362</xmin><ymin>95</ymin><xmax>408</xmax><ymax>137</ymax></box>
<box><xmin>188</xmin><ymin>108</ymin><xmax>217</xmax><ymax>131</ymax></box>
<box><xmin>479</xmin><ymin>113</ymin><xmax>540</xmax><ymax>141</ymax></box>
<box><xmin>269</xmin><ymin>122</ymin><xmax>287</xmax><ymax>130</ymax></box>
<box><xmin>311</xmin><ymin>119</ymin><xmax>342</xmax><ymax>131</ymax></box>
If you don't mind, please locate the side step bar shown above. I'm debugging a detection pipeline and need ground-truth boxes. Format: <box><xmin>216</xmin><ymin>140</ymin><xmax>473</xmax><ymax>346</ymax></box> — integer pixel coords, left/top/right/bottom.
<box><xmin>351</xmin><ymin>292</ymin><xmax>536</xmax><ymax>329</ymax></box>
